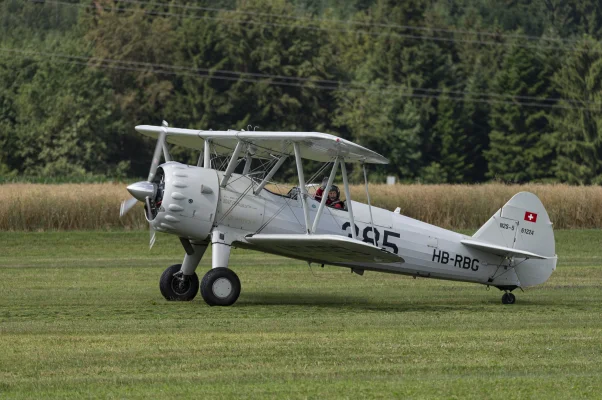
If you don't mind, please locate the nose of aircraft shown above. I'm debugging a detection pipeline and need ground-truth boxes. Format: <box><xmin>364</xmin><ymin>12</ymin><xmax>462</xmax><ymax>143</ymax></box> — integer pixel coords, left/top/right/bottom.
<box><xmin>127</xmin><ymin>181</ymin><xmax>156</xmax><ymax>202</ymax></box>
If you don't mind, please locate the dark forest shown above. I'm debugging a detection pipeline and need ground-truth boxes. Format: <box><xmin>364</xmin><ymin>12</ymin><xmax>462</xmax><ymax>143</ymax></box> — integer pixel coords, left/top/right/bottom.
<box><xmin>1</xmin><ymin>0</ymin><xmax>601</xmax><ymax>183</ymax></box>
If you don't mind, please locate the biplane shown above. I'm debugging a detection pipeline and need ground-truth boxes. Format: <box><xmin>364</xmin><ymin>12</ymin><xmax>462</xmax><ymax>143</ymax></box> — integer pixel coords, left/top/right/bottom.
<box><xmin>120</xmin><ymin>121</ymin><xmax>557</xmax><ymax>306</ymax></box>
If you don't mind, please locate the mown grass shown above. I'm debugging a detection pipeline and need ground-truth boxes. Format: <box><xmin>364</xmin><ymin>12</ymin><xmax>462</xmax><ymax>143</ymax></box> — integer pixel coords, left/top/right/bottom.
<box><xmin>0</xmin><ymin>230</ymin><xmax>601</xmax><ymax>398</ymax></box>
<box><xmin>2</xmin><ymin>183</ymin><xmax>602</xmax><ymax>231</ymax></box>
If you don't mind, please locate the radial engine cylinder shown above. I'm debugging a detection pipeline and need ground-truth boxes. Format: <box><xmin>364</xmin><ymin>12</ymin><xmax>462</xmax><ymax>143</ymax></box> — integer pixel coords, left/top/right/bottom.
<box><xmin>147</xmin><ymin>162</ymin><xmax>219</xmax><ymax>241</ymax></box>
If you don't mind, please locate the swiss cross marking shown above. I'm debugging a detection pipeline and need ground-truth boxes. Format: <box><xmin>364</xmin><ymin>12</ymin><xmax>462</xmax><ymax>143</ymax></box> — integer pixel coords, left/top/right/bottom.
<box><xmin>524</xmin><ymin>211</ymin><xmax>538</xmax><ymax>223</ymax></box>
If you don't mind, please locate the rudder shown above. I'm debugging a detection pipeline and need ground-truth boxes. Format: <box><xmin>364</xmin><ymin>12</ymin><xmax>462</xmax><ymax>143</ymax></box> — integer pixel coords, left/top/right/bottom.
<box><xmin>473</xmin><ymin>192</ymin><xmax>557</xmax><ymax>287</ymax></box>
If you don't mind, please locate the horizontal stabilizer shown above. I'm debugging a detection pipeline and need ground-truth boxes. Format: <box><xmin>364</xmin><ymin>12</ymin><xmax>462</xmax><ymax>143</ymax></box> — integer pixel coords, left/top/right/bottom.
<box><xmin>245</xmin><ymin>234</ymin><xmax>404</xmax><ymax>265</ymax></box>
<box><xmin>461</xmin><ymin>239</ymin><xmax>549</xmax><ymax>259</ymax></box>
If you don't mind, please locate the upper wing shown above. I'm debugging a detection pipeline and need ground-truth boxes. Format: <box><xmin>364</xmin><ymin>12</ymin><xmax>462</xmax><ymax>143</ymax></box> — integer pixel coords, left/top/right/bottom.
<box><xmin>135</xmin><ymin>125</ymin><xmax>388</xmax><ymax>164</ymax></box>
<box><xmin>461</xmin><ymin>239</ymin><xmax>549</xmax><ymax>259</ymax></box>
<box><xmin>245</xmin><ymin>234</ymin><xmax>404</xmax><ymax>265</ymax></box>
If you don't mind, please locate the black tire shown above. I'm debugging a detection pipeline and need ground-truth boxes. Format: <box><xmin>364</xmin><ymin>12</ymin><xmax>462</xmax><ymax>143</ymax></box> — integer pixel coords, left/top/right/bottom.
<box><xmin>200</xmin><ymin>268</ymin><xmax>241</xmax><ymax>306</ymax></box>
<box><xmin>159</xmin><ymin>264</ymin><xmax>199</xmax><ymax>301</ymax></box>
<box><xmin>501</xmin><ymin>292</ymin><xmax>516</xmax><ymax>305</ymax></box>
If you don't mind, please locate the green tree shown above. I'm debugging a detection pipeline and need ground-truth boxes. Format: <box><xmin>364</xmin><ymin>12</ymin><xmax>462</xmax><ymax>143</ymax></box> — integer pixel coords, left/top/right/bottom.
<box><xmin>550</xmin><ymin>38</ymin><xmax>602</xmax><ymax>184</ymax></box>
<box><xmin>485</xmin><ymin>38</ymin><xmax>556</xmax><ymax>182</ymax></box>
<box><xmin>9</xmin><ymin>50</ymin><xmax>118</xmax><ymax>176</ymax></box>
<box><xmin>82</xmin><ymin>2</ymin><xmax>178</xmax><ymax>176</ymax></box>
<box><xmin>333</xmin><ymin>89</ymin><xmax>422</xmax><ymax>181</ymax></box>
<box><xmin>166</xmin><ymin>0</ymin><xmax>340</xmax><ymax>177</ymax></box>
<box><xmin>426</xmin><ymin>91</ymin><xmax>472</xmax><ymax>183</ymax></box>
<box><xmin>0</xmin><ymin>56</ymin><xmax>20</xmax><ymax>175</ymax></box>
<box><xmin>329</xmin><ymin>0</ymin><xmax>452</xmax><ymax>180</ymax></box>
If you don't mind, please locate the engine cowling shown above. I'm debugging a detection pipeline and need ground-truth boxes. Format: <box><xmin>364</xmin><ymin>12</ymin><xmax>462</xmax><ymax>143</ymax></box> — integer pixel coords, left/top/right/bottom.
<box><xmin>146</xmin><ymin>162</ymin><xmax>219</xmax><ymax>241</ymax></box>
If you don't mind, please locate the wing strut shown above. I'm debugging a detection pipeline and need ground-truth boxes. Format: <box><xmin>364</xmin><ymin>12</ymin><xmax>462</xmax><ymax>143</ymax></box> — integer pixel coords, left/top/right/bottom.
<box><xmin>294</xmin><ymin>143</ymin><xmax>311</xmax><ymax>234</ymax></box>
<box><xmin>203</xmin><ymin>139</ymin><xmax>211</xmax><ymax>168</ymax></box>
<box><xmin>242</xmin><ymin>153</ymin><xmax>252</xmax><ymax>175</ymax></box>
<box><xmin>362</xmin><ymin>162</ymin><xmax>377</xmax><ymax>246</ymax></box>
<box><xmin>160</xmin><ymin>121</ymin><xmax>172</xmax><ymax>162</ymax></box>
<box><xmin>340</xmin><ymin>158</ymin><xmax>356</xmax><ymax>240</ymax></box>
<box><xmin>254</xmin><ymin>155</ymin><xmax>288</xmax><ymax>195</ymax></box>
<box><xmin>162</xmin><ymin>143</ymin><xmax>172</xmax><ymax>162</ymax></box>
<box><xmin>311</xmin><ymin>157</ymin><xmax>338</xmax><ymax>233</ymax></box>
<box><xmin>220</xmin><ymin>141</ymin><xmax>244</xmax><ymax>187</ymax></box>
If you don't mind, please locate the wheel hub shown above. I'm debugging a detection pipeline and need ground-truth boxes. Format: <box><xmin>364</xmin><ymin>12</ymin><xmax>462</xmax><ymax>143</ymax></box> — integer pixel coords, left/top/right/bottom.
<box><xmin>212</xmin><ymin>278</ymin><xmax>232</xmax><ymax>299</ymax></box>
<box><xmin>171</xmin><ymin>275</ymin><xmax>191</xmax><ymax>295</ymax></box>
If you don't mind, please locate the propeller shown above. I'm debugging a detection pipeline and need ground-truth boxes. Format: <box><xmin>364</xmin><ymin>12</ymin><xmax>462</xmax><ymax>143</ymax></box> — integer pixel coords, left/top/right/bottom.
<box><xmin>148</xmin><ymin>120</ymin><xmax>169</xmax><ymax>182</ymax></box>
<box><xmin>119</xmin><ymin>197</ymin><xmax>138</xmax><ymax>218</ymax></box>
<box><xmin>149</xmin><ymin>224</ymin><xmax>157</xmax><ymax>250</ymax></box>
<box><xmin>146</xmin><ymin>196</ymin><xmax>156</xmax><ymax>250</ymax></box>
<box><xmin>119</xmin><ymin>120</ymin><xmax>169</xmax><ymax>218</ymax></box>
<box><xmin>146</xmin><ymin>121</ymin><xmax>169</xmax><ymax>249</ymax></box>
<box><xmin>119</xmin><ymin>120</ymin><xmax>170</xmax><ymax>250</ymax></box>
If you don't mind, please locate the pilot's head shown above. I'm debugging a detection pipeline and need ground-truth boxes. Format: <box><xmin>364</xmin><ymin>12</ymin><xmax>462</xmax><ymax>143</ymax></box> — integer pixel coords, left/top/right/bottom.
<box><xmin>328</xmin><ymin>185</ymin><xmax>340</xmax><ymax>201</ymax></box>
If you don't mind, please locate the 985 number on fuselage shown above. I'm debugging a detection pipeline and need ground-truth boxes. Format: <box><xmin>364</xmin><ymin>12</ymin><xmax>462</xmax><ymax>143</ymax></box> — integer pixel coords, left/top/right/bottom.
<box><xmin>342</xmin><ymin>222</ymin><xmax>400</xmax><ymax>254</ymax></box>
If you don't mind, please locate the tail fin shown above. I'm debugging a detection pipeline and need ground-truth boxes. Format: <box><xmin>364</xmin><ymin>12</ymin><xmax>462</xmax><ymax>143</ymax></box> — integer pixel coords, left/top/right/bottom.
<box><xmin>471</xmin><ymin>192</ymin><xmax>557</xmax><ymax>287</ymax></box>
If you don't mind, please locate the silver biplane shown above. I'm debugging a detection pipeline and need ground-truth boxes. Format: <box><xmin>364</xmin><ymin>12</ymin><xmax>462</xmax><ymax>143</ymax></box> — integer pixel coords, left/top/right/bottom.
<box><xmin>120</xmin><ymin>121</ymin><xmax>557</xmax><ymax>306</ymax></box>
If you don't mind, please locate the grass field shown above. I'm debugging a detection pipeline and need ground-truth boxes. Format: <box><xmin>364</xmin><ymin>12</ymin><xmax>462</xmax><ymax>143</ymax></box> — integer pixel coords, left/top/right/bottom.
<box><xmin>1</xmin><ymin>230</ymin><xmax>601</xmax><ymax>399</ymax></box>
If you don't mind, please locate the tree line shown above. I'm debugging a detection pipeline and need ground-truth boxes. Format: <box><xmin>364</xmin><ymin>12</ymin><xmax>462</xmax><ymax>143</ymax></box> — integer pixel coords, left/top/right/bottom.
<box><xmin>1</xmin><ymin>0</ymin><xmax>601</xmax><ymax>183</ymax></box>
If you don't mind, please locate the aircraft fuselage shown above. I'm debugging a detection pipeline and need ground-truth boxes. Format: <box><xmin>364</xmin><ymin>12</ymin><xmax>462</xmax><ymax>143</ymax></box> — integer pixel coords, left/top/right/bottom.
<box><xmin>148</xmin><ymin>163</ymin><xmax>553</xmax><ymax>290</ymax></box>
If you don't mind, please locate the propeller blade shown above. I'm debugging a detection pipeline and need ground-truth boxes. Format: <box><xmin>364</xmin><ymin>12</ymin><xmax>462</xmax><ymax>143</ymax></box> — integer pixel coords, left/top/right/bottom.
<box><xmin>149</xmin><ymin>224</ymin><xmax>156</xmax><ymax>250</ymax></box>
<box><xmin>144</xmin><ymin>196</ymin><xmax>153</xmax><ymax>221</ymax></box>
<box><xmin>145</xmin><ymin>195</ymin><xmax>157</xmax><ymax>249</ymax></box>
<box><xmin>119</xmin><ymin>197</ymin><xmax>138</xmax><ymax>218</ymax></box>
<box><xmin>148</xmin><ymin>120</ymin><xmax>168</xmax><ymax>182</ymax></box>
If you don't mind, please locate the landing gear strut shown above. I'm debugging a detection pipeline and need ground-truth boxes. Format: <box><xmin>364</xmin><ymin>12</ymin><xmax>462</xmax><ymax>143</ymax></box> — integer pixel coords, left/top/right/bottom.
<box><xmin>198</xmin><ymin>231</ymin><xmax>241</xmax><ymax>307</ymax></box>
<box><xmin>160</xmin><ymin>241</ymin><xmax>207</xmax><ymax>301</ymax></box>
<box><xmin>501</xmin><ymin>292</ymin><xmax>516</xmax><ymax>305</ymax></box>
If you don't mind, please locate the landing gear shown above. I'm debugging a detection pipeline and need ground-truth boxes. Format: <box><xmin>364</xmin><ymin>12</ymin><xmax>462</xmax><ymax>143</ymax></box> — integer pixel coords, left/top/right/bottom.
<box><xmin>501</xmin><ymin>292</ymin><xmax>516</xmax><ymax>305</ymax></box>
<box><xmin>159</xmin><ymin>264</ymin><xmax>199</xmax><ymax>301</ymax></box>
<box><xmin>200</xmin><ymin>268</ymin><xmax>241</xmax><ymax>306</ymax></box>
<box><xmin>159</xmin><ymin>231</ymin><xmax>240</xmax><ymax>306</ymax></box>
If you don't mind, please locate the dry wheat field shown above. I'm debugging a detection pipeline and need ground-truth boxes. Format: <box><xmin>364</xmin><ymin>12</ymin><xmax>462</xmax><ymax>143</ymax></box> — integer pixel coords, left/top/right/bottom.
<box><xmin>1</xmin><ymin>183</ymin><xmax>601</xmax><ymax>231</ymax></box>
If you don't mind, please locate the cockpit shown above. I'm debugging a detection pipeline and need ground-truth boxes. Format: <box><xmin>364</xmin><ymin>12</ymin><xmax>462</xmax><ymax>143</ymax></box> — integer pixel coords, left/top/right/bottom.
<box><xmin>270</xmin><ymin>184</ymin><xmax>347</xmax><ymax>211</ymax></box>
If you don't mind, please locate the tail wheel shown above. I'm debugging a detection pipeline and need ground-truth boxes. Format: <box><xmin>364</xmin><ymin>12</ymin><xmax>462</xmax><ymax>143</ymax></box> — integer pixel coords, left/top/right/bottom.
<box><xmin>200</xmin><ymin>268</ymin><xmax>241</xmax><ymax>306</ymax></box>
<box><xmin>159</xmin><ymin>264</ymin><xmax>199</xmax><ymax>301</ymax></box>
<box><xmin>501</xmin><ymin>292</ymin><xmax>516</xmax><ymax>305</ymax></box>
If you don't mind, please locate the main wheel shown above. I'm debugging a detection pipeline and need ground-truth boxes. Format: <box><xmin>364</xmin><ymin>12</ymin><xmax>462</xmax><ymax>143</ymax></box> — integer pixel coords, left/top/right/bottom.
<box><xmin>159</xmin><ymin>264</ymin><xmax>199</xmax><ymax>301</ymax></box>
<box><xmin>200</xmin><ymin>268</ymin><xmax>241</xmax><ymax>306</ymax></box>
<box><xmin>501</xmin><ymin>292</ymin><xmax>516</xmax><ymax>305</ymax></box>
